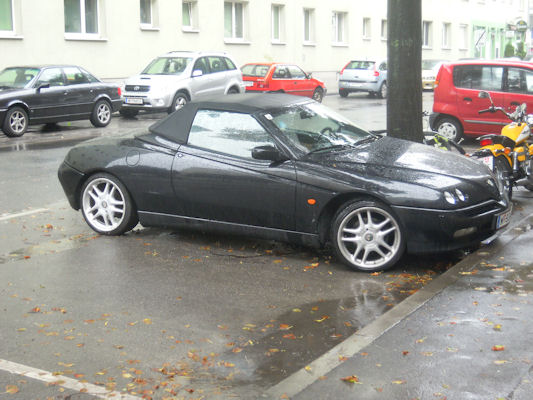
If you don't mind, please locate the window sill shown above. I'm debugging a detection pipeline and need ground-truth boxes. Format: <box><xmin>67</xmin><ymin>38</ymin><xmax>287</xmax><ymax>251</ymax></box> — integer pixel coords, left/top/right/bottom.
<box><xmin>303</xmin><ymin>41</ymin><xmax>316</xmax><ymax>47</ymax></box>
<box><xmin>64</xmin><ymin>33</ymin><xmax>107</xmax><ymax>42</ymax></box>
<box><xmin>271</xmin><ymin>40</ymin><xmax>286</xmax><ymax>46</ymax></box>
<box><xmin>140</xmin><ymin>25</ymin><xmax>160</xmax><ymax>31</ymax></box>
<box><xmin>381</xmin><ymin>38</ymin><xmax>387</xmax><ymax>42</ymax></box>
<box><xmin>182</xmin><ymin>27</ymin><xmax>200</xmax><ymax>33</ymax></box>
<box><xmin>224</xmin><ymin>38</ymin><xmax>250</xmax><ymax>45</ymax></box>
<box><xmin>331</xmin><ymin>42</ymin><xmax>348</xmax><ymax>47</ymax></box>
<box><xmin>363</xmin><ymin>36</ymin><xmax>371</xmax><ymax>41</ymax></box>
<box><xmin>441</xmin><ymin>46</ymin><xmax>452</xmax><ymax>50</ymax></box>
<box><xmin>422</xmin><ymin>45</ymin><xmax>432</xmax><ymax>49</ymax></box>
<box><xmin>0</xmin><ymin>33</ymin><xmax>23</xmax><ymax>39</ymax></box>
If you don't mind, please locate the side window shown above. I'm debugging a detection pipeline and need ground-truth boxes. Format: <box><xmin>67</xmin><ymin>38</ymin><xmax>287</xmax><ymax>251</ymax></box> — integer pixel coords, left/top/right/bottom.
<box><xmin>188</xmin><ymin>110</ymin><xmax>277</xmax><ymax>159</ymax></box>
<box><xmin>208</xmin><ymin>56</ymin><xmax>226</xmax><ymax>73</ymax></box>
<box><xmin>35</xmin><ymin>68</ymin><xmax>65</xmax><ymax>87</ymax></box>
<box><xmin>64</xmin><ymin>66</ymin><xmax>89</xmax><ymax>85</ymax></box>
<box><xmin>453</xmin><ymin>65</ymin><xmax>503</xmax><ymax>91</ymax></box>
<box><xmin>224</xmin><ymin>57</ymin><xmax>237</xmax><ymax>70</ymax></box>
<box><xmin>273</xmin><ymin>66</ymin><xmax>289</xmax><ymax>79</ymax></box>
<box><xmin>506</xmin><ymin>67</ymin><xmax>533</xmax><ymax>94</ymax></box>
<box><xmin>192</xmin><ymin>57</ymin><xmax>209</xmax><ymax>75</ymax></box>
<box><xmin>287</xmin><ymin>65</ymin><xmax>306</xmax><ymax>79</ymax></box>
<box><xmin>379</xmin><ymin>62</ymin><xmax>387</xmax><ymax>71</ymax></box>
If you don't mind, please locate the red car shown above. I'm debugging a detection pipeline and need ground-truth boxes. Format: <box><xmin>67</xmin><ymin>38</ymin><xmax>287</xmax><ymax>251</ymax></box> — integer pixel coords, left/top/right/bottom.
<box><xmin>430</xmin><ymin>59</ymin><xmax>533</xmax><ymax>141</ymax></box>
<box><xmin>241</xmin><ymin>63</ymin><xmax>326</xmax><ymax>102</ymax></box>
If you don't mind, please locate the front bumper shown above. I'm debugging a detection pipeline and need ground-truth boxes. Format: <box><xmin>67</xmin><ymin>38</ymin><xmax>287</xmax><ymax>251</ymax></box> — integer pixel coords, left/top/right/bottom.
<box><xmin>58</xmin><ymin>161</ymin><xmax>86</xmax><ymax>210</ymax></box>
<box><xmin>121</xmin><ymin>91</ymin><xmax>173</xmax><ymax>112</ymax></box>
<box><xmin>393</xmin><ymin>198</ymin><xmax>512</xmax><ymax>254</ymax></box>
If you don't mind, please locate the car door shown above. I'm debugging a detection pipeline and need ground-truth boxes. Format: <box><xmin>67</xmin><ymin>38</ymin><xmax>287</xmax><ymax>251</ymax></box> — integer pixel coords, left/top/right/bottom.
<box><xmin>287</xmin><ymin>65</ymin><xmax>313</xmax><ymax>97</ymax></box>
<box><xmin>454</xmin><ymin>64</ymin><xmax>506</xmax><ymax>135</ymax></box>
<box><xmin>503</xmin><ymin>66</ymin><xmax>533</xmax><ymax>115</ymax></box>
<box><xmin>188</xmin><ymin>57</ymin><xmax>213</xmax><ymax>100</ymax></box>
<box><xmin>63</xmin><ymin>66</ymin><xmax>95</xmax><ymax>117</ymax></box>
<box><xmin>206</xmin><ymin>56</ymin><xmax>229</xmax><ymax>95</ymax></box>
<box><xmin>171</xmin><ymin>109</ymin><xmax>296</xmax><ymax>230</ymax></box>
<box><xmin>28</xmin><ymin>67</ymin><xmax>68</xmax><ymax>121</ymax></box>
<box><xmin>271</xmin><ymin>65</ymin><xmax>293</xmax><ymax>94</ymax></box>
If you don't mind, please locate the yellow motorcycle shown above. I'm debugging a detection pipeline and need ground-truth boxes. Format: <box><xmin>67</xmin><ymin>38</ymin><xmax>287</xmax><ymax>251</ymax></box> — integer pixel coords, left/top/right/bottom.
<box><xmin>470</xmin><ymin>91</ymin><xmax>533</xmax><ymax>198</ymax></box>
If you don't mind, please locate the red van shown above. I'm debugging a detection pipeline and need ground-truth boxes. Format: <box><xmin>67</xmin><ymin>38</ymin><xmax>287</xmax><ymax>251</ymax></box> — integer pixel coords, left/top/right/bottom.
<box><xmin>430</xmin><ymin>60</ymin><xmax>533</xmax><ymax>141</ymax></box>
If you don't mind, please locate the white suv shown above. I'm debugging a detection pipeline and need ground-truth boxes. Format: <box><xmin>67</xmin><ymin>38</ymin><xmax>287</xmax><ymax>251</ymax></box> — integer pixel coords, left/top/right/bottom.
<box><xmin>120</xmin><ymin>51</ymin><xmax>245</xmax><ymax>117</ymax></box>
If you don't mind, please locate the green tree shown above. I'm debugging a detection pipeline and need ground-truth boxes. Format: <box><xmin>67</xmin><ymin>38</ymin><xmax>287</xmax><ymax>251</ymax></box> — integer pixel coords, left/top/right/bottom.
<box><xmin>387</xmin><ymin>0</ymin><xmax>423</xmax><ymax>143</ymax></box>
<box><xmin>516</xmin><ymin>41</ymin><xmax>526</xmax><ymax>59</ymax></box>
<box><xmin>504</xmin><ymin>43</ymin><xmax>515</xmax><ymax>58</ymax></box>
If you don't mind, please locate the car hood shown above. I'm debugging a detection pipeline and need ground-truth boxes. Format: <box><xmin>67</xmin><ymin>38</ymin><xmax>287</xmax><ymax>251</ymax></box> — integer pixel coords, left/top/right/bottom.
<box><xmin>125</xmin><ymin>73</ymin><xmax>187</xmax><ymax>87</ymax></box>
<box><xmin>311</xmin><ymin>136</ymin><xmax>492</xmax><ymax>188</ymax></box>
<box><xmin>0</xmin><ymin>87</ymin><xmax>28</xmax><ymax>101</ymax></box>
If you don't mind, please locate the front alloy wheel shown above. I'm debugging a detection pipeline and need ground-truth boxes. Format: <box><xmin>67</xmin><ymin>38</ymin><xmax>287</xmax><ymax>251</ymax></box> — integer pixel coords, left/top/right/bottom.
<box><xmin>332</xmin><ymin>201</ymin><xmax>405</xmax><ymax>272</ymax></box>
<box><xmin>81</xmin><ymin>173</ymin><xmax>138</xmax><ymax>235</ymax></box>
<box><xmin>3</xmin><ymin>107</ymin><xmax>28</xmax><ymax>137</ymax></box>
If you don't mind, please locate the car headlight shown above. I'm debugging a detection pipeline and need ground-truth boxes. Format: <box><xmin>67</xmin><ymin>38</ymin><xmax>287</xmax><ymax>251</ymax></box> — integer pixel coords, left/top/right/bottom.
<box><xmin>444</xmin><ymin>188</ymin><xmax>469</xmax><ymax>205</ymax></box>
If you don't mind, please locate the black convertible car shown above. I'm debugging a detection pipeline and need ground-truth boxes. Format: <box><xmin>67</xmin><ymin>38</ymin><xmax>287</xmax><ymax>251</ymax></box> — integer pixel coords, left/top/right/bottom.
<box><xmin>0</xmin><ymin>65</ymin><xmax>122</xmax><ymax>137</ymax></box>
<box><xmin>58</xmin><ymin>93</ymin><xmax>511</xmax><ymax>272</ymax></box>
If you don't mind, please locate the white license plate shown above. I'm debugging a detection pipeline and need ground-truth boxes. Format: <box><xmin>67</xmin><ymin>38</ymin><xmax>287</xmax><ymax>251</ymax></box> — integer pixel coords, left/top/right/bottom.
<box><xmin>244</xmin><ymin>81</ymin><xmax>254</xmax><ymax>87</ymax></box>
<box><xmin>125</xmin><ymin>97</ymin><xmax>143</xmax><ymax>105</ymax></box>
<box><xmin>481</xmin><ymin>156</ymin><xmax>494</xmax><ymax>170</ymax></box>
<box><xmin>496</xmin><ymin>207</ymin><xmax>512</xmax><ymax>229</ymax></box>
<box><xmin>349</xmin><ymin>82</ymin><xmax>363</xmax><ymax>88</ymax></box>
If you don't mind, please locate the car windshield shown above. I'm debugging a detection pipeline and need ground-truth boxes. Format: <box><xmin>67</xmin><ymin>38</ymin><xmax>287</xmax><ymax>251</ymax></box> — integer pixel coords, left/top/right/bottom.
<box><xmin>422</xmin><ymin>60</ymin><xmax>443</xmax><ymax>70</ymax></box>
<box><xmin>345</xmin><ymin>61</ymin><xmax>375</xmax><ymax>70</ymax></box>
<box><xmin>266</xmin><ymin>102</ymin><xmax>376</xmax><ymax>156</ymax></box>
<box><xmin>242</xmin><ymin>64</ymin><xmax>270</xmax><ymax>77</ymax></box>
<box><xmin>0</xmin><ymin>67</ymin><xmax>40</xmax><ymax>89</ymax></box>
<box><xmin>142</xmin><ymin>57</ymin><xmax>192</xmax><ymax>75</ymax></box>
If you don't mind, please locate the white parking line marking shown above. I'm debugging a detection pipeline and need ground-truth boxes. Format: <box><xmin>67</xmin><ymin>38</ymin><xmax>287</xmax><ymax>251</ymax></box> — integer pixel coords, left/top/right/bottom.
<box><xmin>0</xmin><ymin>359</ymin><xmax>142</xmax><ymax>399</ymax></box>
<box><xmin>0</xmin><ymin>208</ymin><xmax>49</xmax><ymax>222</ymax></box>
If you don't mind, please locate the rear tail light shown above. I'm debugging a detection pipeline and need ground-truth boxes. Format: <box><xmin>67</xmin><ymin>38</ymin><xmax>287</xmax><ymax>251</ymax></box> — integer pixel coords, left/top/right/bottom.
<box><xmin>480</xmin><ymin>138</ymin><xmax>493</xmax><ymax>146</ymax></box>
<box><xmin>117</xmin><ymin>87</ymin><xmax>122</xmax><ymax>96</ymax></box>
<box><xmin>373</xmin><ymin>70</ymin><xmax>380</xmax><ymax>77</ymax></box>
<box><xmin>434</xmin><ymin>66</ymin><xmax>443</xmax><ymax>88</ymax></box>
<box><xmin>340</xmin><ymin>62</ymin><xmax>351</xmax><ymax>76</ymax></box>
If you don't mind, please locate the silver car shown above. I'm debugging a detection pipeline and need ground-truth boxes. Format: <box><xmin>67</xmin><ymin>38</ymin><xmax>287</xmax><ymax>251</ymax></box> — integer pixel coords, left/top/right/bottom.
<box><xmin>120</xmin><ymin>51</ymin><xmax>245</xmax><ymax>117</ymax></box>
<box><xmin>338</xmin><ymin>59</ymin><xmax>387</xmax><ymax>99</ymax></box>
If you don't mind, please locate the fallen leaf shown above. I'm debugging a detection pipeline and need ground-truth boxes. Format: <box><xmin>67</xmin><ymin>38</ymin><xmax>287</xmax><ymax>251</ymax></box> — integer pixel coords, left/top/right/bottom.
<box><xmin>341</xmin><ymin>375</ymin><xmax>360</xmax><ymax>384</ymax></box>
<box><xmin>314</xmin><ymin>315</ymin><xmax>330</xmax><ymax>323</ymax></box>
<box><xmin>279</xmin><ymin>324</ymin><xmax>292</xmax><ymax>330</ymax></box>
<box><xmin>492</xmin><ymin>345</ymin><xmax>505</xmax><ymax>351</ymax></box>
<box><xmin>392</xmin><ymin>380</ymin><xmax>406</xmax><ymax>384</ymax></box>
<box><xmin>5</xmin><ymin>385</ymin><xmax>19</xmax><ymax>394</ymax></box>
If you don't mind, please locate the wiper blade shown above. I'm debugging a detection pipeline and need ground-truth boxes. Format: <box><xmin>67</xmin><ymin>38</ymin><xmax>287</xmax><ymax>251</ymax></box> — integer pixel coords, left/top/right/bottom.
<box><xmin>305</xmin><ymin>144</ymin><xmax>354</xmax><ymax>156</ymax></box>
<box><xmin>0</xmin><ymin>85</ymin><xmax>13</xmax><ymax>89</ymax></box>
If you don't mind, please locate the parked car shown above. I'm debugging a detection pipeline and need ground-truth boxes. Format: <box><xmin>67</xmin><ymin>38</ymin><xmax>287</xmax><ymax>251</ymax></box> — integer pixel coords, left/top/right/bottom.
<box><xmin>120</xmin><ymin>51</ymin><xmax>245</xmax><ymax>117</ymax></box>
<box><xmin>422</xmin><ymin>59</ymin><xmax>446</xmax><ymax>90</ymax></box>
<box><xmin>0</xmin><ymin>65</ymin><xmax>121</xmax><ymax>137</ymax></box>
<box><xmin>430</xmin><ymin>59</ymin><xmax>533</xmax><ymax>141</ymax></box>
<box><xmin>58</xmin><ymin>93</ymin><xmax>511</xmax><ymax>272</ymax></box>
<box><xmin>338</xmin><ymin>59</ymin><xmax>387</xmax><ymax>98</ymax></box>
<box><xmin>241</xmin><ymin>62</ymin><xmax>326</xmax><ymax>102</ymax></box>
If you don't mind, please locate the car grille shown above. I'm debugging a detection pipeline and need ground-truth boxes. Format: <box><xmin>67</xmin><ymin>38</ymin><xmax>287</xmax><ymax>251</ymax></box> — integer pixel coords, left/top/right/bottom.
<box><xmin>461</xmin><ymin>200</ymin><xmax>505</xmax><ymax>218</ymax></box>
<box><xmin>125</xmin><ymin>85</ymin><xmax>150</xmax><ymax>92</ymax></box>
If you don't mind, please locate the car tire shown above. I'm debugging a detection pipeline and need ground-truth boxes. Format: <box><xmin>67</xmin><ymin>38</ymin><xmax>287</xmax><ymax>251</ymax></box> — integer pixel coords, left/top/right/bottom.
<box><xmin>119</xmin><ymin>109</ymin><xmax>139</xmax><ymax>118</ymax></box>
<box><xmin>339</xmin><ymin>89</ymin><xmax>349</xmax><ymax>98</ymax></box>
<box><xmin>90</xmin><ymin>100</ymin><xmax>112</xmax><ymax>127</ymax></box>
<box><xmin>493</xmin><ymin>156</ymin><xmax>513</xmax><ymax>199</ymax></box>
<box><xmin>377</xmin><ymin>82</ymin><xmax>387</xmax><ymax>99</ymax></box>
<box><xmin>435</xmin><ymin>117</ymin><xmax>463</xmax><ymax>142</ymax></box>
<box><xmin>312</xmin><ymin>87</ymin><xmax>324</xmax><ymax>102</ymax></box>
<box><xmin>331</xmin><ymin>200</ymin><xmax>405</xmax><ymax>272</ymax></box>
<box><xmin>227</xmin><ymin>87</ymin><xmax>239</xmax><ymax>94</ymax></box>
<box><xmin>3</xmin><ymin>106</ymin><xmax>28</xmax><ymax>137</ymax></box>
<box><xmin>80</xmin><ymin>173</ymin><xmax>138</xmax><ymax>235</ymax></box>
<box><xmin>169</xmin><ymin>92</ymin><xmax>188</xmax><ymax>114</ymax></box>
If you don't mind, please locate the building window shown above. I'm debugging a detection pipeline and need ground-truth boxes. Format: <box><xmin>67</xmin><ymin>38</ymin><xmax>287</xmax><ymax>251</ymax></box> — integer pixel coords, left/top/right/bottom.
<box><xmin>224</xmin><ymin>1</ymin><xmax>244</xmax><ymax>40</ymax></box>
<box><xmin>303</xmin><ymin>8</ymin><xmax>314</xmax><ymax>43</ymax></box>
<box><xmin>459</xmin><ymin>24</ymin><xmax>468</xmax><ymax>49</ymax></box>
<box><xmin>140</xmin><ymin>0</ymin><xmax>158</xmax><ymax>29</ymax></box>
<box><xmin>0</xmin><ymin>0</ymin><xmax>13</xmax><ymax>32</ymax></box>
<box><xmin>182</xmin><ymin>1</ymin><xmax>198</xmax><ymax>30</ymax></box>
<box><xmin>332</xmin><ymin>11</ymin><xmax>347</xmax><ymax>44</ymax></box>
<box><xmin>422</xmin><ymin>20</ymin><xmax>432</xmax><ymax>47</ymax></box>
<box><xmin>271</xmin><ymin>4</ymin><xmax>284</xmax><ymax>42</ymax></box>
<box><xmin>64</xmin><ymin>0</ymin><xmax>99</xmax><ymax>36</ymax></box>
<box><xmin>442</xmin><ymin>22</ymin><xmax>451</xmax><ymax>48</ymax></box>
<box><xmin>362</xmin><ymin>17</ymin><xmax>371</xmax><ymax>39</ymax></box>
<box><xmin>381</xmin><ymin>19</ymin><xmax>387</xmax><ymax>40</ymax></box>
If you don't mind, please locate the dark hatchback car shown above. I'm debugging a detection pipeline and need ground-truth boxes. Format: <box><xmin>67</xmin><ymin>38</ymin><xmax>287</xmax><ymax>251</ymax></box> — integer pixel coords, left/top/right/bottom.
<box><xmin>58</xmin><ymin>93</ymin><xmax>511</xmax><ymax>272</ymax></box>
<box><xmin>0</xmin><ymin>65</ymin><xmax>122</xmax><ymax>137</ymax></box>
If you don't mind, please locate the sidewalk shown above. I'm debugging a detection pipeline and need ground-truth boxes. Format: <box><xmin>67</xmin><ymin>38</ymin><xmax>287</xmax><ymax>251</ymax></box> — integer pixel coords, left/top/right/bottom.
<box><xmin>264</xmin><ymin>188</ymin><xmax>533</xmax><ymax>400</ymax></box>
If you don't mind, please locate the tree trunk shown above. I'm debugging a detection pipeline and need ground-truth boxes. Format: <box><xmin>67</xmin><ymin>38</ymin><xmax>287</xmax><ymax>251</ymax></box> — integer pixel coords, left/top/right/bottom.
<box><xmin>387</xmin><ymin>0</ymin><xmax>423</xmax><ymax>142</ymax></box>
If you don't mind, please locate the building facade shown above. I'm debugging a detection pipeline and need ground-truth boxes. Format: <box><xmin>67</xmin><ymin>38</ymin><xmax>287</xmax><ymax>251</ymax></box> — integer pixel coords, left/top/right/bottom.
<box><xmin>0</xmin><ymin>0</ymin><xmax>530</xmax><ymax>80</ymax></box>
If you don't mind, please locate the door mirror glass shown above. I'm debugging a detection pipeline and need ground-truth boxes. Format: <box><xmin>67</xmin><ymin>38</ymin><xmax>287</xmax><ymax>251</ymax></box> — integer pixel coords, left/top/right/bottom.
<box><xmin>252</xmin><ymin>145</ymin><xmax>286</xmax><ymax>161</ymax></box>
<box><xmin>36</xmin><ymin>83</ymin><xmax>50</xmax><ymax>92</ymax></box>
<box><xmin>192</xmin><ymin>69</ymin><xmax>203</xmax><ymax>77</ymax></box>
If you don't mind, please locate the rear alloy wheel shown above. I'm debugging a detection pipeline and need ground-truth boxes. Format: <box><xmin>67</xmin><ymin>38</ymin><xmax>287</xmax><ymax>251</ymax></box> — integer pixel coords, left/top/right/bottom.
<box><xmin>170</xmin><ymin>93</ymin><xmax>188</xmax><ymax>113</ymax></box>
<box><xmin>90</xmin><ymin>100</ymin><xmax>112</xmax><ymax>127</ymax></box>
<box><xmin>331</xmin><ymin>200</ymin><xmax>405</xmax><ymax>272</ymax></box>
<box><xmin>339</xmin><ymin>89</ymin><xmax>349</xmax><ymax>98</ymax></box>
<box><xmin>377</xmin><ymin>82</ymin><xmax>387</xmax><ymax>99</ymax></box>
<box><xmin>312</xmin><ymin>87</ymin><xmax>324</xmax><ymax>102</ymax></box>
<box><xmin>3</xmin><ymin>106</ymin><xmax>28</xmax><ymax>137</ymax></box>
<box><xmin>81</xmin><ymin>173</ymin><xmax>138</xmax><ymax>235</ymax></box>
<box><xmin>435</xmin><ymin>117</ymin><xmax>463</xmax><ymax>142</ymax></box>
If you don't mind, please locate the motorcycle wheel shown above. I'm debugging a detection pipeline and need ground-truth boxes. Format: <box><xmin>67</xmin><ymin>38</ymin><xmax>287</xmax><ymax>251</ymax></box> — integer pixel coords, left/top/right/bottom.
<box><xmin>493</xmin><ymin>156</ymin><xmax>513</xmax><ymax>199</ymax></box>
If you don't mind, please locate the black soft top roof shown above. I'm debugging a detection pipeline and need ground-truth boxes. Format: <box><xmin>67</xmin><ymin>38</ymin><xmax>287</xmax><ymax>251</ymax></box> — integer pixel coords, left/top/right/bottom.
<box><xmin>148</xmin><ymin>93</ymin><xmax>310</xmax><ymax>144</ymax></box>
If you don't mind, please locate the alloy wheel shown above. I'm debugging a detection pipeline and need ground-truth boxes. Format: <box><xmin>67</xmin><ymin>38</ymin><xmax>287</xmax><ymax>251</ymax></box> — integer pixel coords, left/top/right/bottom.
<box><xmin>82</xmin><ymin>177</ymin><xmax>126</xmax><ymax>233</ymax></box>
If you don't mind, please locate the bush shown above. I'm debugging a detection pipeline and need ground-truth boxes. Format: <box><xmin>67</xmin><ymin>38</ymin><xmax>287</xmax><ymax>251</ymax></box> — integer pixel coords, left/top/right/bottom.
<box><xmin>504</xmin><ymin>43</ymin><xmax>515</xmax><ymax>58</ymax></box>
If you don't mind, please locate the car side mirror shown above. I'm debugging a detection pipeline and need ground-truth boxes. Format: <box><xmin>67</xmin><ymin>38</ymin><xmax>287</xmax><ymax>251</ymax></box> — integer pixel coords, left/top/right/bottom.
<box><xmin>36</xmin><ymin>83</ymin><xmax>50</xmax><ymax>92</ymax></box>
<box><xmin>192</xmin><ymin>70</ymin><xmax>203</xmax><ymax>78</ymax></box>
<box><xmin>252</xmin><ymin>145</ymin><xmax>286</xmax><ymax>162</ymax></box>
